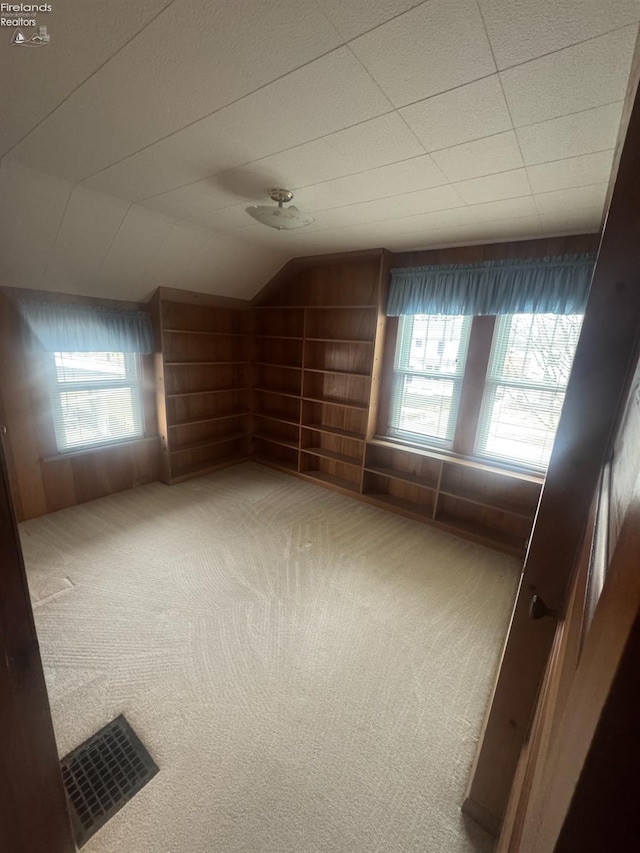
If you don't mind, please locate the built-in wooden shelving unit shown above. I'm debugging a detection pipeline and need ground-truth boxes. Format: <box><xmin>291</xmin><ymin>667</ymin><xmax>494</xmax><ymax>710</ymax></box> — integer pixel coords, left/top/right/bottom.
<box><xmin>152</xmin><ymin>290</ymin><xmax>251</xmax><ymax>484</ymax></box>
<box><xmin>150</xmin><ymin>252</ymin><xmax>543</xmax><ymax>555</ymax></box>
<box><xmin>248</xmin><ymin>251</ymin><xmax>543</xmax><ymax>556</ymax></box>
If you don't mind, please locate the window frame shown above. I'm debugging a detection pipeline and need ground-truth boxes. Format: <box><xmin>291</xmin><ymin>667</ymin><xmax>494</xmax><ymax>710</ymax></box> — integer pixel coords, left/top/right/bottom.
<box><xmin>49</xmin><ymin>351</ymin><xmax>145</xmax><ymax>454</ymax></box>
<box><xmin>379</xmin><ymin>312</ymin><xmax>582</xmax><ymax>474</ymax></box>
<box><xmin>387</xmin><ymin>314</ymin><xmax>473</xmax><ymax>449</ymax></box>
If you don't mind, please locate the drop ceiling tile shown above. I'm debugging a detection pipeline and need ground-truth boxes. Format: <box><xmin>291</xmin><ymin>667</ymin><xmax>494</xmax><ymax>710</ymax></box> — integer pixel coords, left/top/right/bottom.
<box><xmin>9</xmin><ymin>0</ymin><xmax>344</xmax><ymax>182</ymax></box>
<box><xmin>431</xmin><ymin>131</ymin><xmax>523</xmax><ymax>182</ymax></box>
<box><xmin>185</xmin><ymin>236</ymin><xmax>289</xmax><ymax>300</ymax></box>
<box><xmin>0</xmin><ymin>162</ymin><xmax>71</xmax><ymax>288</ymax></box>
<box><xmin>136</xmin><ymin>221</ymin><xmax>214</xmax><ymax>290</ymax></box>
<box><xmin>141</xmin><ymin>181</ymin><xmax>256</xmax><ymax>220</ymax></box>
<box><xmin>83</xmin><ymin>48</ymin><xmax>393</xmax><ymax>200</ymax></box>
<box><xmin>305</xmin><ymin>197</ymin><xmax>411</xmax><ymax>231</ymax></box>
<box><xmin>320</xmin><ymin>111</ymin><xmax>425</xmax><ymax>168</ymax></box>
<box><xmin>527</xmin><ymin>150</ymin><xmax>615</xmax><ymax>194</ymax></box>
<box><xmin>516</xmin><ymin>103</ymin><xmax>624</xmax><ymax>165</ymax></box>
<box><xmin>0</xmin><ymin>0</ymin><xmax>173</xmax><ymax>157</ymax></box>
<box><xmin>298</xmin><ymin>155</ymin><xmax>448</xmax><ymax>211</ymax></box>
<box><xmin>469</xmin><ymin>195</ymin><xmax>538</xmax><ymax>222</ymax></box>
<box><xmin>367</xmin><ymin>205</ymin><xmax>480</xmax><ymax>239</ymax></box>
<box><xmin>386</xmin><ymin>215</ymin><xmax>543</xmax><ymax>250</ymax></box>
<box><xmin>190</xmin><ymin>204</ymin><xmax>255</xmax><ymax>232</ymax></box>
<box><xmin>454</xmin><ymin>168</ymin><xmax>531</xmax><ymax>204</ymax></box>
<box><xmin>317</xmin><ymin>0</ymin><xmax>423</xmax><ymax>40</ymax></box>
<box><xmin>45</xmin><ymin>187</ymin><xmax>131</xmax><ymax>290</ymax></box>
<box><xmin>479</xmin><ymin>0</ymin><xmax>640</xmax><ymax>70</ymax></box>
<box><xmin>500</xmin><ymin>26</ymin><xmax>638</xmax><ymax>127</ymax></box>
<box><xmin>540</xmin><ymin>207</ymin><xmax>604</xmax><ymax>237</ymax></box>
<box><xmin>96</xmin><ymin>205</ymin><xmax>175</xmax><ymax>293</ymax></box>
<box><xmin>394</xmin><ymin>184</ymin><xmax>466</xmax><ymax>216</ymax></box>
<box><xmin>350</xmin><ymin>0</ymin><xmax>496</xmax><ymax>107</ymax></box>
<box><xmin>534</xmin><ymin>183</ymin><xmax>608</xmax><ymax>215</ymax></box>
<box><xmin>400</xmin><ymin>76</ymin><xmax>513</xmax><ymax>152</ymax></box>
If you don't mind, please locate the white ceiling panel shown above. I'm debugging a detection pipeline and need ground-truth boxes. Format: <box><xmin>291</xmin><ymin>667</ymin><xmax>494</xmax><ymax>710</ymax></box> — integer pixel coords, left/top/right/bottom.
<box><xmin>293</xmin><ymin>155</ymin><xmax>448</xmax><ymax>211</ymax></box>
<box><xmin>0</xmin><ymin>0</ymin><xmax>173</xmax><ymax>157</ymax></box>
<box><xmin>350</xmin><ymin>0</ymin><xmax>496</xmax><ymax>107</ymax></box>
<box><xmin>400</xmin><ymin>75</ymin><xmax>513</xmax><ymax>152</ymax></box>
<box><xmin>8</xmin><ymin>0</ymin><xmax>344</xmax><ymax>182</ymax></box>
<box><xmin>469</xmin><ymin>195</ymin><xmax>539</xmax><ymax>222</ymax></box>
<box><xmin>501</xmin><ymin>26</ymin><xmax>638</xmax><ymax>127</ymax></box>
<box><xmin>95</xmin><ymin>205</ymin><xmax>175</xmax><ymax>297</ymax></box>
<box><xmin>540</xmin><ymin>207</ymin><xmax>604</xmax><ymax>237</ymax></box>
<box><xmin>0</xmin><ymin>162</ymin><xmax>71</xmax><ymax>288</ymax></box>
<box><xmin>394</xmin><ymin>184</ymin><xmax>466</xmax><ymax>216</ymax></box>
<box><xmin>534</xmin><ymin>183</ymin><xmax>609</xmax><ymax>216</ymax></box>
<box><xmin>44</xmin><ymin>187</ymin><xmax>131</xmax><ymax>293</ymax></box>
<box><xmin>431</xmin><ymin>131</ymin><xmax>524</xmax><ymax>183</ymax></box>
<box><xmin>82</xmin><ymin>48</ymin><xmax>394</xmax><ymax>202</ymax></box>
<box><xmin>1</xmin><ymin>2</ymin><xmax>634</xmax><ymax>301</ymax></box>
<box><xmin>527</xmin><ymin>150</ymin><xmax>615</xmax><ymax>194</ymax></box>
<box><xmin>454</xmin><ymin>169</ymin><xmax>532</xmax><ymax>205</ymax></box>
<box><xmin>479</xmin><ymin>0</ymin><xmax>640</xmax><ymax>70</ymax></box>
<box><xmin>517</xmin><ymin>102</ymin><xmax>624</xmax><ymax>165</ymax></box>
<box><xmin>317</xmin><ymin>0</ymin><xmax>423</xmax><ymax>41</ymax></box>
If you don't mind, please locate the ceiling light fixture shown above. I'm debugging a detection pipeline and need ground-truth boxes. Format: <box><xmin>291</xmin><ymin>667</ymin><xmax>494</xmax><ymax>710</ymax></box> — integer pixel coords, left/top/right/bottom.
<box><xmin>246</xmin><ymin>189</ymin><xmax>314</xmax><ymax>230</ymax></box>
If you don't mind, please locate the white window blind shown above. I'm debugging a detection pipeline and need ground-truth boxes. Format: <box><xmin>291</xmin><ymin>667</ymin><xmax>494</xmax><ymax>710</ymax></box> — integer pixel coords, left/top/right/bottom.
<box><xmin>50</xmin><ymin>352</ymin><xmax>144</xmax><ymax>452</ymax></box>
<box><xmin>475</xmin><ymin>314</ymin><xmax>583</xmax><ymax>469</ymax></box>
<box><xmin>389</xmin><ymin>314</ymin><xmax>471</xmax><ymax>446</ymax></box>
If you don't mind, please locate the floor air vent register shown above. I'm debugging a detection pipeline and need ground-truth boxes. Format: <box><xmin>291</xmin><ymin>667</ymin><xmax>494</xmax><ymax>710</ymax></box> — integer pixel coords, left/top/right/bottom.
<box><xmin>60</xmin><ymin>714</ymin><xmax>158</xmax><ymax>847</ymax></box>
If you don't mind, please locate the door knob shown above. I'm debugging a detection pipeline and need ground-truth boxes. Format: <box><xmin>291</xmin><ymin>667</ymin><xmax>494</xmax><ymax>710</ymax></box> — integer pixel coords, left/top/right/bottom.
<box><xmin>529</xmin><ymin>594</ymin><xmax>557</xmax><ymax>621</ymax></box>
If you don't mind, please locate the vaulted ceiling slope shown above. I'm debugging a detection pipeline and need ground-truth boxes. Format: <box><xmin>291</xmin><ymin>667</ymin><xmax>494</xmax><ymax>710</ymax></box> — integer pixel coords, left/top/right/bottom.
<box><xmin>1</xmin><ymin>0</ymin><xmax>638</xmax><ymax>301</ymax></box>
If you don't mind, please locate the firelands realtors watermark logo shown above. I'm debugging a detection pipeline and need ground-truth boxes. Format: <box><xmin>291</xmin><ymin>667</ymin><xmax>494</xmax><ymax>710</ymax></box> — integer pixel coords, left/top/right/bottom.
<box><xmin>2</xmin><ymin>3</ymin><xmax>52</xmax><ymax>45</ymax></box>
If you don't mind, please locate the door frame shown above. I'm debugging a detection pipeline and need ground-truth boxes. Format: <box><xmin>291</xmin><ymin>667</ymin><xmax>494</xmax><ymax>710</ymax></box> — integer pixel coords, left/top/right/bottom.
<box><xmin>464</xmin><ymin>34</ymin><xmax>640</xmax><ymax>832</ymax></box>
<box><xmin>0</xmin><ymin>426</ymin><xmax>74</xmax><ymax>851</ymax></box>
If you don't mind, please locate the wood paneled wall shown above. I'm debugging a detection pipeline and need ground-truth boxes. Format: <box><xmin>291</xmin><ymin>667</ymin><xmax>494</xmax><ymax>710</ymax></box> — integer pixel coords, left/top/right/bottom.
<box><xmin>0</xmin><ymin>288</ymin><xmax>160</xmax><ymax>521</ymax></box>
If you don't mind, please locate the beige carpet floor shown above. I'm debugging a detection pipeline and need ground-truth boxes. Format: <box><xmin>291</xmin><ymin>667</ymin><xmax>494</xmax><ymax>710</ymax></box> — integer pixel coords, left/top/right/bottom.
<box><xmin>21</xmin><ymin>462</ymin><xmax>518</xmax><ymax>853</ymax></box>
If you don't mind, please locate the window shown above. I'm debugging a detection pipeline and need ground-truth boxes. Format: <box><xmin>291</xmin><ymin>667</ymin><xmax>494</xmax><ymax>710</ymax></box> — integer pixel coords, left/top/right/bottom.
<box><xmin>50</xmin><ymin>352</ymin><xmax>144</xmax><ymax>452</ymax></box>
<box><xmin>389</xmin><ymin>314</ymin><xmax>472</xmax><ymax>446</ymax></box>
<box><xmin>476</xmin><ymin>314</ymin><xmax>583</xmax><ymax>468</ymax></box>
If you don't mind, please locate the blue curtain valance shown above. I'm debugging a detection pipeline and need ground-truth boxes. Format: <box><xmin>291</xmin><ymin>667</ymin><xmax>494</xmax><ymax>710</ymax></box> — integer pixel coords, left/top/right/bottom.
<box><xmin>387</xmin><ymin>253</ymin><xmax>597</xmax><ymax>317</ymax></box>
<box><xmin>19</xmin><ymin>300</ymin><xmax>154</xmax><ymax>354</ymax></box>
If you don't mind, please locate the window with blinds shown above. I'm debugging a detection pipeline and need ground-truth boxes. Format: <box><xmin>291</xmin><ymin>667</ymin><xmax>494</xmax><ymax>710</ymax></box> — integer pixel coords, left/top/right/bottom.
<box><xmin>389</xmin><ymin>314</ymin><xmax>472</xmax><ymax>446</ymax></box>
<box><xmin>50</xmin><ymin>352</ymin><xmax>144</xmax><ymax>452</ymax></box>
<box><xmin>475</xmin><ymin>314</ymin><xmax>583</xmax><ymax>469</ymax></box>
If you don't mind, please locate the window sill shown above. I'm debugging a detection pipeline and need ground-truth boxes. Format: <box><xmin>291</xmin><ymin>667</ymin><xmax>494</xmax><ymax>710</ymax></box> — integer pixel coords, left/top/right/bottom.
<box><xmin>42</xmin><ymin>435</ymin><xmax>159</xmax><ymax>463</ymax></box>
<box><xmin>370</xmin><ymin>436</ymin><xmax>545</xmax><ymax>484</ymax></box>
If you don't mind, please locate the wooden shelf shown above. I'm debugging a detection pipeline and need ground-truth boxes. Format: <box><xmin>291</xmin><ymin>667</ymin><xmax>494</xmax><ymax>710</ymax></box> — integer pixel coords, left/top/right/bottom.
<box><xmin>435</xmin><ymin>513</ymin><xmax>524</xmax><ymax>554</ymax></box>
<box><xmin>304</xmin><ymin>367</ymin><xmax>370</xmax><ymax>378</ymax></box>
<box><xmin>305</xmin><ymin>337</ymin><xmax>374</xmax><ymax>345</ymax></box>
<box><xmin>253</xmin><ymin>431</ymin><xmax>298</xmax><ymax>450</ymax></box>
<box><xmin>167</xmin><ymin>387</ymin><xmax>246</xmax><ymax>398</ymax></box>
<box><xmin>364</xmin><ymin>464</ymin><xmax>438</xmax><ymax>490</ymax></box>
<box><xmin>301</xmin><ymin>447</ymin><xmax>362</xmax><ymax>467</ymax></box>
<box><xmin>252</xmin><ymin>453</ymin><xmax>298</xmax><ymax>473</ymax></box>
<box><xmin>170</xmin><ymin>431</ymin><xmax>247</xmax><ymax>455</ymax></box>
<box><xmin>303</xmin><ymin>395</ymin><xmax>367</xmax><ymax>411</ymax></box>
<box><xmin>168</xmin><ymin>409</ymin><xmax>249</xmax><ymax>428</ymax></box>
<box><xmin>165</xmin><ymin>360</ymin><xmax>248</xmax><ymax>366</ymax></box>
<box><xmin>253</xmin><ymin>386</ymin><xmax>301</xmax><ymax>400</ymax></box>
<box><xmin>254</xmin><ymin>412</ymin><xmax>300</xmax><ymax>427</ymax></box>
<box><xmin>439</xmin><ymin>489</ymin><xmax>536</xmax><ymax>520</ymax></box>
<box><xmin>169</xmin><ymin>455</ymin><xmax>246</xmax><ymax>484</ymax></box>
<box><xmin>164</xmin><ymin>329</ymin><xmax>246</xmax><ymax>337</ymax></box>
<box><xmin>300</xmin><ymin>469</ymin><xmax>360</xmax><ymax>494</ymax></box>
<box><xmin>255</xmin><ymin>334</ymin><xmax>304</xmax><ymax>341</ymax></box>
<box><xmin>254</xmin><ymin>361</ymin><xmax>302</xmax><ymax>370</ymax></box>
<box><xmin>304</xmin><ymin>423</ymin><xmax>365</xmax><ymax>440</ymax></box>
<box><xmin>363</xmin><ymin>491</ymin><xmax>433</xmax><ymax>518</ymax></box>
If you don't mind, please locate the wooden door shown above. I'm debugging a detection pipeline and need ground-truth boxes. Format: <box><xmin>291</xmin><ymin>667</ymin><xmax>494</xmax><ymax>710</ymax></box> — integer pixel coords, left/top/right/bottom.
<box><xmin>498</xmin><ymin>349</ymin><xmax>640</xmax><ymax>852</ymax></box>
<box><xmin>0</xmin><ymin>428</ymin><xmax>74</xmax><ymax>851</ymax></box>
<box><xmin>463</xmin><ymin>55</ymin><xmax>640</xmax><ymax>833</ymax></box>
